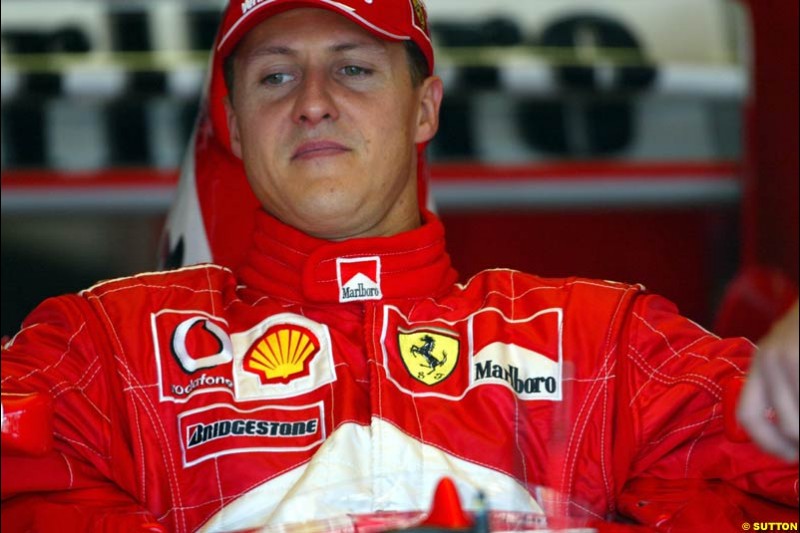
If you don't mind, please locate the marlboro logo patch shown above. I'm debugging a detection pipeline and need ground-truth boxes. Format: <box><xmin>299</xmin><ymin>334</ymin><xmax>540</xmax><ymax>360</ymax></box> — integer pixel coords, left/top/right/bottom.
<box><xmin>469</xmin><ymin>308</ymin><xmax>562</xmax><ymax>401</ymax></box>
<box><xmin>337</xmin><ymin>257</ymin><xmax>382</xmax><ymax>302</ymax></box>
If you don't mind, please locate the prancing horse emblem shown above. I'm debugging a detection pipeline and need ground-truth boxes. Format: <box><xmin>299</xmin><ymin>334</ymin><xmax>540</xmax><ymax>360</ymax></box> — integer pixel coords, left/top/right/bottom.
<box><xmin>398</xmin><ymin>328</ymin><xmax>459</xmax><ymax>386</ymax></box>
<box><xmin>411</xmin><ymin>335</ymin><xmax>447</xmax><ymax>373</ymax></box>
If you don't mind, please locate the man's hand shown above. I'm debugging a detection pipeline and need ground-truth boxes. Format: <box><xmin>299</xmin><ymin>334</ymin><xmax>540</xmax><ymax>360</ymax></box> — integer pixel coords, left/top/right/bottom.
<box><xmin>737</xmin><ymin>300</ymin><xmax>799</xmax><ymax>461</ymax></box>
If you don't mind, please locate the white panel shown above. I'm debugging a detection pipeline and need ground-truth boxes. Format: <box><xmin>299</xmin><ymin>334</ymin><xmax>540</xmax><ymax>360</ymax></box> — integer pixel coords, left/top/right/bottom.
<box><xmin>199</xmin><ymin>420</ymin><xmax>542</xmax><ymax>532</ymax></box>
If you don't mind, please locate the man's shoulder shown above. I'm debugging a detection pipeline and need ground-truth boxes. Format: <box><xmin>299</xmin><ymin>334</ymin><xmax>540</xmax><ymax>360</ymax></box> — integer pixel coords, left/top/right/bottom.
<box><xmin>447</xmin><ymin>268</ymin><xmax>646</xmax><ymax>325</ymax></box>
<box><xmin>81</xmin><ymin>263</ymin><xmax>233</xmax><ymax>293</ymax></box>
<box><xmin>460</xmin><ymin>268</ymin><xmax>644</xmax><ymax>299</ymax></box>
<box><xmin>78</xmin><ymin>263</ymin><xmax>237</xmax><ymax>304</ymax></box>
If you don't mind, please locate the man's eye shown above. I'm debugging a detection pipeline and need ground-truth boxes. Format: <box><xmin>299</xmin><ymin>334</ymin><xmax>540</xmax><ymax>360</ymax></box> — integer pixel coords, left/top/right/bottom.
<box><xmin>341</xmin><ymin>65</ymin><xmax>371</xmax><ymax>77</ymax></box>
<box><xmin>262</xmin><ymin>73</ymin><xmax>293</xmax><ymax>85</ymax></box>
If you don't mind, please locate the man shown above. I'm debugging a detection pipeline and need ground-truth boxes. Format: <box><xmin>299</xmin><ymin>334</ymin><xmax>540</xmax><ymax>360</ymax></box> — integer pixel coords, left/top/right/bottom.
<box><xmin>2</xmin><ymin>1</ymin><xmax>797</xmax><ymax>531</ymax></box>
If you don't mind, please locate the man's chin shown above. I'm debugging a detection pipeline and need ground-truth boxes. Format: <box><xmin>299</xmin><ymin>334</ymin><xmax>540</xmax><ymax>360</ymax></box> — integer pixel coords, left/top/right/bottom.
<box><xmin>286</xmin><ymin>206</ymin><xmax>367</xmax><ymax>241</ymax></box>
<box><xmin>290</xmin><ymin>156</ymin><xmax>353</xmax><ymax>177</ymax></box>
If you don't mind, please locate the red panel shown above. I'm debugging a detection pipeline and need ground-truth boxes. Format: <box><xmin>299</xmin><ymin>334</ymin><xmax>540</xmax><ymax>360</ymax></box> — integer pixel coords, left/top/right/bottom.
<box><xmin>740</xmin><ymin>0</ymin><xmax>799</xmax><ymax>283</ymax></box>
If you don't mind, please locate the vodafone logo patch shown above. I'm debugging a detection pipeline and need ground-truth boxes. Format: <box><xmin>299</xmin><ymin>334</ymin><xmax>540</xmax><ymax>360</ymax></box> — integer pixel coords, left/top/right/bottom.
<box><xmin>151</xmin><ymin>309</ymin><xmax>235</xmax><ymax>403</ymax></box>
<box><xmin>337</xmin><ymin>256</ymin><xmax>382</xmax><ymax>302</ymax></box>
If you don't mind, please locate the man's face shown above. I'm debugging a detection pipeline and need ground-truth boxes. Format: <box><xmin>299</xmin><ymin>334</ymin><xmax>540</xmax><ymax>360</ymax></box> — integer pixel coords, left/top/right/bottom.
<box><xmin>225</xmin><ymin>8</ymin><xmax>442</xmax><ymax>240</ymax></box>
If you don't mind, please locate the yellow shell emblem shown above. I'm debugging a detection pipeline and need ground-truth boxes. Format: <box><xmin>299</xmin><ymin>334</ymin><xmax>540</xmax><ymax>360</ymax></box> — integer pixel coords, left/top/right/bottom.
<box><xmin>398</xmin><ymin>328</ymin><xmax>459</xmax><ymax>386</ymax></box>
<box><xmin>244</xmin><ymin>325</ymin><xmax>320</xmax><ymax>384</ymax></box>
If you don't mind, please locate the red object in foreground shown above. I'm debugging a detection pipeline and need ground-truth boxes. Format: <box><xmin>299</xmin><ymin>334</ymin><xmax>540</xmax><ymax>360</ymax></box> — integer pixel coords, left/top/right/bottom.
<box><xmin>1</xmin><ymin>392</ymin><xmax>54</xmax><ymax>456</ymax></box>
<box><xmin>714</xmin><ymin>266</ymin><xmax>798</xmax><ymax>342</ymax></box>
<box><xmin>421</xmin><ymin>477</ymin><xmax>474</xmax><ymax>529</ymax></box>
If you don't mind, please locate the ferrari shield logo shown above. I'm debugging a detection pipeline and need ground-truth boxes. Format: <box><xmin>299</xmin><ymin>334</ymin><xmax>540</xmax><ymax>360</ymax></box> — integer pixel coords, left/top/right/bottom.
<box><xmin>398</xmin><ymin>328</ymin><xmax>459</xmax><ymax>386</ymax></box>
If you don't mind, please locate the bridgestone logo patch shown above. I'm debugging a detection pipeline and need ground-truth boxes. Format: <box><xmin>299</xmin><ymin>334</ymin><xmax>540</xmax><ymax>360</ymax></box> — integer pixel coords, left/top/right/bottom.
<box><xmin>187</xmin><ymin>419</ymin><xmax>318</xmax><ymax>448</ymax></box>
<box><xmin>178</xmin><ymin>402</ymin><xmax>325</xmax><ymax>466</ymax></box>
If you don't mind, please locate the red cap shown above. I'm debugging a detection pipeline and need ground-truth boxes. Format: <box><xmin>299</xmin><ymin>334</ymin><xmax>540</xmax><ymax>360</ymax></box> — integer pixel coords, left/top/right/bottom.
<box><xmin>216</xmin><ymin>0</ymin><xmax>434</xmax><ymax>74</ymax></box>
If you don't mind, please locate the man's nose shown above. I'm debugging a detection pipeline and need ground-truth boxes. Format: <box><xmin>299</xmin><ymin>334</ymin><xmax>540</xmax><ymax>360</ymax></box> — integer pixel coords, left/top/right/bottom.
<box><xmin>292</xmin><ymin>71</ymin><xmax>339</xmax><ymax>126</ymax></box>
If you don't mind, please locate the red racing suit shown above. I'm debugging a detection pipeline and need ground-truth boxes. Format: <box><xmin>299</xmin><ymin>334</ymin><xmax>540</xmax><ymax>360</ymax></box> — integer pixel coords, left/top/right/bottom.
<box><xmin>2</xmin><ymin>210</ymin><xmax>798</xmax><ymax>532</ymax></box>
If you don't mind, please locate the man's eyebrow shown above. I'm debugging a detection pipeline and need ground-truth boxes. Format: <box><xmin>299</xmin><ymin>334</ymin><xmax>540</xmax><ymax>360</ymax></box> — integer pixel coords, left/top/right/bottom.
<box><xmin>247</xmin><ymin>45</ymin><xmax>295</xmax><ymax>58</ymax></box>
<box><xmin>243</xmin><ymin>40</ymin><xmax>388</xmax><ymax>61</ymax></box>
<box><xmin>329</xmin><ymin>41</ymin><xmax>388</xmax><ymax>54</ymax></box>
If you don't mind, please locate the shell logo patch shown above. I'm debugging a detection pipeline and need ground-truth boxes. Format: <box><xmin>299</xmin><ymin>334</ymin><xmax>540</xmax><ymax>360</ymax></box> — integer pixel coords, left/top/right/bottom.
<box><xmin>398</xmin><ymin>328</ymin><xmax>459</xmax><ymax>386</ymax></box>
<box><xmin>232</xmin><ymin>313</ymin><xmax>336</xmax><ymax>401</ymax></box>
<box><xmin>244</xmin><ymin>324</ymin><xmax>319</xmax><ymax>384</ymax></box>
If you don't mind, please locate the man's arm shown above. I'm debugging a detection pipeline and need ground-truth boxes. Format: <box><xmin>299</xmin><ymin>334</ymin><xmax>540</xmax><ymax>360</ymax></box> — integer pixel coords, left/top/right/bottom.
<box><xmin>737</xmin><ymin>299</ymin><xmax>799</xmax><ymax>461</ymax></box>
<box><xmin>613</xmin><ymin>294</ymin><xmax>798</xmax><ymax>527</ymax></box>
<box><xmin>1</xmin><ymin>295</ymin><xmax>148</xmax><ymax>531</ymax></box>
<box><xmin>2</xmin><ymin>486</ymin><xmax>165</xmax><ymax>532</ymax></box>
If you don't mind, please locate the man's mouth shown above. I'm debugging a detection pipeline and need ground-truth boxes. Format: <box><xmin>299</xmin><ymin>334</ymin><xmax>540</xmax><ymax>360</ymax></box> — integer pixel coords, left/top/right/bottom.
<box><xmin>292</xmin><ymin>141</ymin><xmax>350</xmax><ymax>161</ymax></box>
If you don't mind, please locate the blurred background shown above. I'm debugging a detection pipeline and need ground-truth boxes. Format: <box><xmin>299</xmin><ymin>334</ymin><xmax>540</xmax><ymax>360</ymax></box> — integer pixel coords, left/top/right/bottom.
<box><xmin>1</xmin><ymin>0</ymin><xmax>797</xmax><ymax>336</ymax></box>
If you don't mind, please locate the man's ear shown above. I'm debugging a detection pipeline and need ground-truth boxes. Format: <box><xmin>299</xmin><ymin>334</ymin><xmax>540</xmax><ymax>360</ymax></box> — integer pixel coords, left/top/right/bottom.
<box><xmin>224</xmin><ymin>96</ymin><xmax>243</xmax><ymax>159</ymax></box>
<box><xmin>414</xmin><ymin>76</ymin><xmax>443</xmax><ymax>144</ymax></box>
